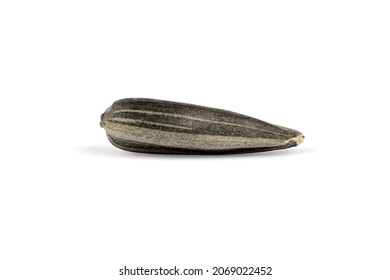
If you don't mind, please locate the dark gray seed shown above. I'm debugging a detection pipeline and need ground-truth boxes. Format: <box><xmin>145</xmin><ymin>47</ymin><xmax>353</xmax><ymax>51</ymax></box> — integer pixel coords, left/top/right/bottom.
<box><xmin>100</xmin><ymin>98</ymin><xmax>304</xmax><ymax>155</ymax></box>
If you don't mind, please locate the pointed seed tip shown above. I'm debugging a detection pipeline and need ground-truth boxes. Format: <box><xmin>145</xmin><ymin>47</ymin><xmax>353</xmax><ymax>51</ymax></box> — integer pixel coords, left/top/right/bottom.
<box><xmin>295</xmin><ymin>133</ymin><xmax>305</xmax><ymax>145</ymax></box>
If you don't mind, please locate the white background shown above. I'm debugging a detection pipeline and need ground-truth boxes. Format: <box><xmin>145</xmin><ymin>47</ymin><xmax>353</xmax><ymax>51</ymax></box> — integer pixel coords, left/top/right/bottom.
<box><xmin>1</xmin><ymin>1</ymin><xmax>389</xmax><ymax>279</ymax></box>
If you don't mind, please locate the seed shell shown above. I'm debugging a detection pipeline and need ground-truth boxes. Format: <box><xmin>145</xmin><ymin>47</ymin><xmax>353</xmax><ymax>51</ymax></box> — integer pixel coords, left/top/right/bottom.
<box><xmin>100</xmin><ymin>98</ymin><xmax>304</xmax><ymax>155</ymax></box>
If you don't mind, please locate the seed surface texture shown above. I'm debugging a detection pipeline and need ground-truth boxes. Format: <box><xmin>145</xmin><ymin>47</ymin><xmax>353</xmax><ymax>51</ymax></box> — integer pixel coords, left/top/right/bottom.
<box><xmin>100</xmin><ymin>98</ymin><xmax>304</xmax><ymax>155</ymax></box>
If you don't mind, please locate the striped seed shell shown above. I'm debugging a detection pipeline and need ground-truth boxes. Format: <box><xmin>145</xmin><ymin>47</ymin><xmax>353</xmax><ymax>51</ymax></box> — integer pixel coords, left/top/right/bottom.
<box><xmin>100</xmin><ymin>98</ymin><xmax>304</xmax><ymax>155</ymax></box>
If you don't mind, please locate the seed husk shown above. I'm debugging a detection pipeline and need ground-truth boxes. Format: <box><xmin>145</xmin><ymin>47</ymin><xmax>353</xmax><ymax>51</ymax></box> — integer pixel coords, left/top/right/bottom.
<box><xmin>100</xmin><ymin>98</ymin><xmax>304</xmax><ymax>155</ymax></box>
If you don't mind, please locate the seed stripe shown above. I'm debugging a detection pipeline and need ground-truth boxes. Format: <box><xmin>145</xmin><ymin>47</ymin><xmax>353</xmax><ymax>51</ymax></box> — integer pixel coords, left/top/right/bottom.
<box><xmin>108</xmin><ymin>117</ymin><xmax>192</xmax><ymax>130</ymax></box>
<box><xmin>112</xmin><ymin>109</ymin><xmax>287</xmax><ymax>137</ymax></box>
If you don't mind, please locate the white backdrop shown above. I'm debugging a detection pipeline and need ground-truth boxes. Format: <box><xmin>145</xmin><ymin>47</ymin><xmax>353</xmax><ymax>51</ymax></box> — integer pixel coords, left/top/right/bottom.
<box><xmin>1</xmin><ymin>1</ymin><xmax>389</xmax><ymax>279</ymax></box>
